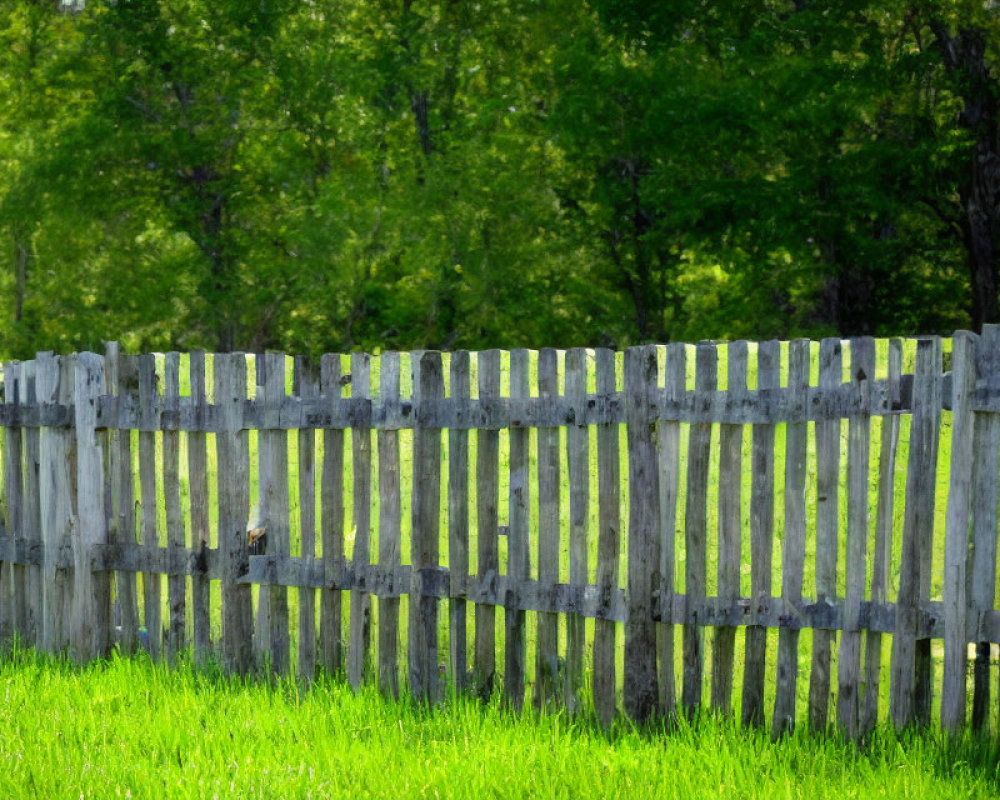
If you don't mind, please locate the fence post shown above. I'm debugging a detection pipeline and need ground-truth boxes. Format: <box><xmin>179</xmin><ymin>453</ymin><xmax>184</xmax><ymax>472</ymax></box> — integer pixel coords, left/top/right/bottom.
<box><xmin>624</xmin><ymin>344</ymin><xmax>661</xmax><ymax>722</ymax></box>
<box><xmin>73</xmin><ymin>352</ymin><xmax>111</xmax><ymax>660</ymax></box>
<box><xmin>941</xmin><ymin>331</ymin><xmax>977</xmax><ymax>733</ymax></box>
<box><xmin>409</xmin><ymin>351</ymin><xmax>443</xmax><ymax>703</ymax></box>
<box><xmin>216</xmin><ymin>353</ymin><xmax>254</xmax><ymax>674</ymax></box>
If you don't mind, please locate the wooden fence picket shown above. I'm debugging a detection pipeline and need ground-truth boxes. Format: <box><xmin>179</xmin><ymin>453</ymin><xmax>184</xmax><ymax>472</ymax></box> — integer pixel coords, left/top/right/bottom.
<box><xmin>163</xmin><ymin>352</ymin><xmax>186</xmax><ymax>660</ymax></box>
<box><xmin>377</xmin><ymin>352</ymin><xmax>402</xmax><ymax>697</ymax></box>
<box><xmin>448</xmin><ymin>352</ymin><xmax>471</xmax><ymax>695</ymax></box>
<box><xmin>564</xmin><ymin>347</ymin><xmax>589</xmax><ymax>713</ymax></box>
<box><xmin>536</xmin><ymin>348</ymin><xmax>561</xmax><ymax>709</ymax></box>
<box><xmin>295</xmin><ymin>356</ymin><xmax>318</xmax><ymax>682</ymax></box>
<box><xmin>188</xmin><ymin>350</ymin><xmax>211</xmax><ymax>663</ymax></box>
<box><xmin>506</xmin><ymin>349</ymin><xmax>530</xmax><ymax>710</ymax></box>
<box><xmin>475</xmin><ymin>350</ymin><xmax>501</xmax><ymax>700</ymax></box>
<box><xmin>320</xmin><ymin>354</ymin><xmax>346</xmax><ymax>675</ymax></box>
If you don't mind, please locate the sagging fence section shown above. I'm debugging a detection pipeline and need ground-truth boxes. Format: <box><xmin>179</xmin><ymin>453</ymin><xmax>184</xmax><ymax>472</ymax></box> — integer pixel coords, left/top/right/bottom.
<box><xmin>0</xmin><ymin>333</ymin><xmax>998</xmax><ymax>737</ymax></box>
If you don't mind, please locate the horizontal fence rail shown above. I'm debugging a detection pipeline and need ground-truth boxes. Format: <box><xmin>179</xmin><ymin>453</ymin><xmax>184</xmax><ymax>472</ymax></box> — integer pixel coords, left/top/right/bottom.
<box><xmin>0</xmin><ymin>332</ymin><xmax>999</xmax><ymax>737</ymax></box>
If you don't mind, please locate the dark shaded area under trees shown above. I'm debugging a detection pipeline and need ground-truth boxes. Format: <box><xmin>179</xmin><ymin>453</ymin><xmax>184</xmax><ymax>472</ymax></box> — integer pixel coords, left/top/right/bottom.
<box><xmin>0</xmin><ymin>0</ymin><xmax>996</xmax><ymax>357</ymax></box>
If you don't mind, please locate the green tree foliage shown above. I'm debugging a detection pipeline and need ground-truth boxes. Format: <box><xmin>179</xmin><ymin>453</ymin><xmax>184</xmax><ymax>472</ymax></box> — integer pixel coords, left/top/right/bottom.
<box><xmin>0</xmin><ymin>0</ymin><xmax>995</xmax><ymax>356</ymax></box>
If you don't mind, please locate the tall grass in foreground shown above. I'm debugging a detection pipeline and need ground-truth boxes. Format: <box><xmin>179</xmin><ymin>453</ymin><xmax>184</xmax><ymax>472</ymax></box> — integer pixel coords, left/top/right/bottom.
<box><xmin>0</xmin><ymin>648</ymin><xmax>997</xmax><ymax>800</ymax></box>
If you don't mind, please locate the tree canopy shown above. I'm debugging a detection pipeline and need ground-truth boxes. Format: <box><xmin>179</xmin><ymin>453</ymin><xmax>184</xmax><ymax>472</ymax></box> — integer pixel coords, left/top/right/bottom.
<box><xmin>0</xmin><ymin>0</ymin><xmax>995</xmax><ymax>357</ymax></box>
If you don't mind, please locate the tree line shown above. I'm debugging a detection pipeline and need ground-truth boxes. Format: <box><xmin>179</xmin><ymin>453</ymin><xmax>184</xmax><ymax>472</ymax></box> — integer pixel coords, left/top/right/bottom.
<box><xmin>0</xmin><ymin>0</ymin><xmax>996</xmax><ymax>357</ymax></box>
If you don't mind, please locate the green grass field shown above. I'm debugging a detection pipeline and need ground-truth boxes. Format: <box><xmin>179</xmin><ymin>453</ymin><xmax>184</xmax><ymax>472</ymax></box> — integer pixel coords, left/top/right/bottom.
<box><xmin>0</xmin><ymin>647</ymin><xmax>997</xmax><ymax>800</ymax></box>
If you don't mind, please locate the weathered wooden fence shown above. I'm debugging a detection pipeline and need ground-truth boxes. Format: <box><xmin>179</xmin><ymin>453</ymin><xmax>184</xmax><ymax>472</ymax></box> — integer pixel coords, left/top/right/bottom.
<box><xmin>0</xmin><ymin>332</ymin><xmax>999</xmax><ymax>737</ymax></box>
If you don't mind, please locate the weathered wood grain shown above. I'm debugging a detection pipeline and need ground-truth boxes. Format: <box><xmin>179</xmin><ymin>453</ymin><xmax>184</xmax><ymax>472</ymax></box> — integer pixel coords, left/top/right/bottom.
<box><xmin>624</xmin><ymin>345</ymin><xmax>661</xmax><ymax>723</ymax></box>
<box><xmin>475</xmin><ymin>350</ymin><xmax>501</xmax><ymax>699</ymax></box>
<box><xmin>536</xmin><ymin>348</ymin><xmax>561</xmax><ymax>709</ymax></box>
<box><xmin>810</xmin><ymin>338</ymin><xmax>842</xmax><ymax>732</ymax></box>
<box><xmin>295</xmin><ymin>357</ymin><xmax>318</xmax><ymax>681</ymax></box>
<box><xmin>215</xmin><ymin>353</ymin><xmax>253</xmax><ymax>674</ymax></box>
<box><xmin>971</xmin><ymin>325</ymin><xmax>1000</xmax><ymax>730</ymax></box>
<box><xmin>448</xmin><ymin>351</ymin><xmax>471</xmax><ymax>694</ymax></box>
<box><xmin>742</xmin><ymin>340</ymin><xmax>779</xmax><ymax>728</ymax></box>
<box><xmin>506</xmin><ymin>349</ymin><xmax>530</xmax><ymax>711</ymax></box>
<box><xmin>836</xmin><ymin>337</ymin><xmax>875</xmax><ymax>738</ymax></box>
<box><xmin>187</xmin><ymin>351</ymin><xmax>211</xmax><ymax>663</ymax></box>
<box><xmin>377</xmin><ymin>353</ymin><xmax>402</xmax><ymax>697</ymax></box>
<box><xmin>593</xmin><ymin>348</ymin><xmax>620</xmax><ymax>727</ymax></box>
<box><xmin>712</xmin><ymin>341</ymin><xmax>746</xmax><ymax>715</ymax></box>
<box><xmin>772</xmin><ymin>347</ymin><xmax>810</xmax><ymax>737</ymax></box>
<box><xmin>657</xmin><ymin>343</ymin><xmax>685</xmax><ymax>716</ymax></box>
<box><xmin>349</xmin><ymin>352</ymin><xmax>373</xmax><ymax>690</ymax></box>
<box><xmin>891</xmin><ymin>337</ymin><xmax>942</xmax><ymax>728</ymax></box>
<box><xmin>564</xmin><ymin>348</ymin><xmax>589</xmax><ymax>713</ymax></box>
<box><xmin>683</xmin><ymin>342</ymin><xmax>716</xmax><ymax>717</ymax></box>
<box><xmin>2</xmin><ymin>361</ymin><xmax>23</xmax><ymax>641</ymax></box>
<box><xmin>73</xmin><ymin>352</ymin><xmax>111</xmax><ymax>660</ymax></box>
<box><xmin>137</xmin><ymin>354</ymin><xmax>162</xmax><ymax>659</ymax></box>
<box><xmin>862</xmin><ymin>338</ymin><xmax>902</xmax><ymax>734</ymax></box>
<box><xmin>21</xmin><ymin>360</ymin><xmax>42</xmax><ymax>645</ymax></box>
<box><xmin>163</xmin><ymin>353</ymin><xmax>186</xmax><ymax>660</ymax></box>
<box><xmin>941</xmin><ymin>332</ymin><xmax>976</xmax><ymax>733</ymax></box>
<box><xmin>320</xmin><ymin>354</ymin><xmax>345</xmax><ymax>675</ymax></box>
<box><xmin>409</xmin><ymin>351</ymin><xmax>443</xmax><ymax>703</ymax></box>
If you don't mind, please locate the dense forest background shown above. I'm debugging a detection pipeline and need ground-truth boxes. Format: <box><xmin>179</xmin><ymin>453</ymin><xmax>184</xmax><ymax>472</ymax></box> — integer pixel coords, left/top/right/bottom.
<box><xmin>0</xmin><ymin>0</ymin><xmax>997</xmax><ymax>357</ymax></box>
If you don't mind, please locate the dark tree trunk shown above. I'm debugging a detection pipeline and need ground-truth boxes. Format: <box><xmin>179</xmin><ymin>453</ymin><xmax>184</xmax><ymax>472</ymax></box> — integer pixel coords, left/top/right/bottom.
<box><xmin>931</xmin><ymin>23</ymin><xmax>1000</xmax><ymax>330</ymax></box>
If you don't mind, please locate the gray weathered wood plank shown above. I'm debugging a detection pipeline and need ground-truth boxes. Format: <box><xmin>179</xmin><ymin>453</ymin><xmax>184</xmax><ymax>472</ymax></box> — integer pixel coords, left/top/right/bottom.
<box><xmin>295</xmin><ymin>357</ymin><xmax>318</xmax><ymax>681</ymax></box>
<box><xmin>377</xmin><ymin>353</ymin><xmax>402</xmax><ymax>697</ymax></box>
<box><xmin>506</xmin><ymin>349</ymin><xmax>530</xmax><ymax>710</ymax></box>
<box><xmin>712</xmin><ymin>342</ymin><xmax>746</xmax><ymax>715</ymax></box>
<box><xmin>187</xmin><ymin>351</ymin><xmax>211</xmax><ymax>663</ymax></box>
<box><xmin>475</xmin><ymin>350</ymin><xmax>501</xmax><ymax>699</ymax></box>
<box><xmin>941</xmin><ymin>332</ymin><xmax>977</xmax><ymax>733</ymax></box>
<box><xmin>743</xmin><ymin>340</ymin><xmax>779</xmax><ymax>728</ymax></box>
<box><xmin>536</xmin><ymin>348</ymin><xmax>561</xmax><ymax>709</ymax></box>
<box><xmin>448</xmin><ymin>351</ymin><xmax>471</xmax><ymax>694</ymax></box>
<box><xmin>163</xmin><ymin>353</ymin><xmax>186</xmax><ymax>659</ymax></box>
<box><xmin>2</xmin><ymin>361</ymin><xmax>24</xmax><ymax>641</ymax></box>
<box><xmin>21</xmin><ymin>360</ymin><xmax>42</xmax><ymax>645</ymax></box>
<box><xmin>137</xmin><ymin>354</ymin><xmax>162</xmax><ymax>660</ymax></box>
<box><xmin>624</xmin><ymin>345</ymin><xmax>661</xmax><ymax>722</ymax></box>
<box><xmin>837</xmin><ymin>337</ymin><xmax>875</xmax><ymax>738</ymax></box>
<box><xmin>409</xmin><ymin>351</ymin><xmax>443</xmax><ymax>703</ymax></box>
<box><xmin>684</xmin><ymin>342</ymin><xmax>716</xmax><ymax>716</ymax></box>
<box><xmin>349</xmin><ymin>353</ymin><xmax>373</xmax><ymax>690</ymax></box>
<box><xmin>862</xmin><ymin>338</ymin><xmax>902</xmax><ymax>734</ymax></box>
<box><xmin>772</xmin><ymin>340</ymin><xmax>811</xmax><ymax>736</ymax></box>
<box><xmin>320</xmin><ymin>354</ymin><xmax>345</xmax><ymax>675</ymax></box>
<box><xmin>809</xmin><ymin>338</ymin><xmax>842</xmax><ymax>731</ymax></box>
<box><xmin>565</xmin><ymin>348</ymin><xmax>589</xmax><ymax>713</ymax></box>
<box><xmin>657</xmin><ymin>343</ymin><xmax>685</xmax><ymax>716</ymax></box>
<box><xmin>215</xmin><ymin>353</ymin><xmax>254</xmax><ymax>674</ymax></box>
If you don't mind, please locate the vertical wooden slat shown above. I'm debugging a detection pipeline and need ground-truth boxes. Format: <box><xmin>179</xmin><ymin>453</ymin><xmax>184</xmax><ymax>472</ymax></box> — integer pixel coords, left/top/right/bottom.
<box><xmin>163</xmin><ymin>353</ymin><xmax>186</xmax><ymax>659</ymax></box>
<box><xmin>914</xmin><ymin>337</ymin><xmax>943</xmax><ymax>728</ymax></box>
<box><xmin>2</xmin><ymin>362</ymin><xmax>23</xmax><ymax>642</ymax></box>
<box><xmin>475</xmin><ymin>350</ymin><xmax>501</xmax><ymax>699</ymax></box>
<box><xmin>941</xmin><ymin>331</ymin><xmax>977</xmax><ymax>733</ymax></box>
<box><xmin>837</xmin><ymin>337</ymin><xmax>875</xmax><ymax>738</ymax></box>
<box><xmin>137</xmin><ymin>354</ymin><xmax>162</xmax><ymax>660</ymax></box>
<box><xmin>188</xmin><ymin>351</ymin><xmax>211</xmax><ymax>663</ymax></box>
<box><xmin>73</xmin><ymin>352</ymin><xmax>111</xmax><ymax>660</ymax></box>
<box><xmin>296</xmin><ymin>357</ymin><xmax>319</xmax><ymax>681</ymax></box>
<box><xmin>254</xmin><ymin>355</ymin><xmax>271</xmax><ymax>661</ymax></box>
<box><xmin>593</xmin><ymin>348</ymin><xmax>620</xmax><ymax>726</ymax></box>
<box><xmin>564</xmin><ymin>348</ymin><xmax>589</xmax><ymax>713</ymax></box>
<box><xmin>772</xmin><ymin>339</ymin><xmax>810</xmax><ymax>736</ymax></box>
<box><xmin>971</xmin><ymin>325</ymin><xmax>1000</xmax><ymax>731</ymax></box>
<box><xmin>348</xmin><ymin>353</ymin><xmax>372</xmax><ymax>689</ymax></box>
<box><xmin>742</xmin><ymin>339</ymin><xmax>779</xmax><ymax>728</ymax></box>
<box><xmin>262</xmin><ymin>353</ymin><xmax>291</xmax><ymax>675</ymax></box>
<box><xmin>215</xmin><ymin>353</ymin><xmax>253</xmax><ymax>674</ymax></box>
<box><xmin>809</xmin><ymin>337</ymin><xmax>842</xmax><ymax>731</ymax></box>
<box><xmin>37</xmin><ymin>354</ymin><xmax>70</xmax><ymax>653</ymax></box>
<box><xmin>506</xmin><ymin>349</ymin><xmax>530</xmax><ymax>710</ymax></box>
<box><xmin>862</xmin><ymin>338</ymin><xmax>902</xmax><ymax>734</ymax></box>
<box><xmin>377</xmin><ymin>352</ymin><xmax>402</xmax><ymax>697</ymax></box>
<box><xmin>448</xmin><ymin>351</ymin><xmax>471</xmax><ymax>693</ymax></box>
<box><xmin>711</xmin><ymin>341</ymin><xmax>746</xmax><ymax>714</ymax></box>
<box><xmin>536</xmin><ymin>348</ymin><xmax>561</xmax><ymax>709</ymax></box>
<box><xmin>409</xmin><ymin>351</ymin><xmax>443</xmax><ymax>703</ymax></box>
<box><xmin>657</xmin><ymin>343</ymin><xmax>685</xmax><ymax>716</ymax></box>
<box><xmin>624</xmin><ymin>344</ymin><xmax>661</xmax><ymax>723</ymax></box>
<box><xmin>320</xmin><ymin>355</ymin><xmax>345</xmax><ymax>675</ymax></box>
<box><xmin>683</xmin><ymin>343</ymin><xmax>716</xmax><ymax>716</ymax></box>
<box><xmin>22</xmin><ymin>361</ymin><xmax>41</xmax><ymax>646</ymax></box>
<box><xmin>891</xmin><ymin>336</ymin><xmax>941</xmax><ymax>729</ymax></box>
